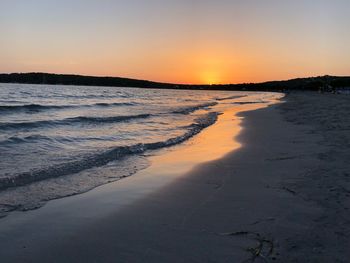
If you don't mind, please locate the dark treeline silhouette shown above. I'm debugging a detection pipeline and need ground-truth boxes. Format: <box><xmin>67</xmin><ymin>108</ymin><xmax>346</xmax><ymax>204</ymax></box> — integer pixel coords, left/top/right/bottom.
<box><xmin>0</xmin><ymin>73</ymin><xmax>350</xmax><ymax>92</ymax></box>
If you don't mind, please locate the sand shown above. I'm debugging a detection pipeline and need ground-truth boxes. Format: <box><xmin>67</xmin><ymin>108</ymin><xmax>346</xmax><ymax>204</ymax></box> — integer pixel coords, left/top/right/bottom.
<box><xmin>0</xmin><ymin>91</ymin><xmax>349</xmax><ymax>262</ymax></box>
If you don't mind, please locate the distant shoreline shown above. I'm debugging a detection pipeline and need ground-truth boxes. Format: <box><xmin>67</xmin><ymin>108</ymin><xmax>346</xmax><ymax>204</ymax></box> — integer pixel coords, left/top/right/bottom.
<box><xmin>1</xmin><ymin>72</ymin><xmax>350</xmax><ymax>92</ymax></box>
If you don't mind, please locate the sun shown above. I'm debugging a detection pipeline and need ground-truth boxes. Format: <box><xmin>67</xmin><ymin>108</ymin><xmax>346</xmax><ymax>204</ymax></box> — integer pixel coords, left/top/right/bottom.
<box><xmin>195</xmin><ymin>53</ymin><xmax>226</xmax><ymax>85</ymax></box>
<box><xmin>199</xmin><ymin>70</ymin><xmax>221</xmax><ymax>85</ymax></box>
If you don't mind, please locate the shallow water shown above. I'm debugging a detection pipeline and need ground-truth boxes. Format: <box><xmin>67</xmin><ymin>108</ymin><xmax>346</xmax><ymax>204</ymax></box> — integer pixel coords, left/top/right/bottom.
<box><xmin>0</xmin><ymin>83</ymin><xmax>280</xmax><ymax>213</ymax></box>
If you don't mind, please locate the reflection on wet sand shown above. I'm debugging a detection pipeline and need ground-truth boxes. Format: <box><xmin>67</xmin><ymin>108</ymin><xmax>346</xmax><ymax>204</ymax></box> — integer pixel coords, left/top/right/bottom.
<box><xmin>145</xmin><ymin>98</ymin><xmax>283</xmax><ymax>180</ymax></box>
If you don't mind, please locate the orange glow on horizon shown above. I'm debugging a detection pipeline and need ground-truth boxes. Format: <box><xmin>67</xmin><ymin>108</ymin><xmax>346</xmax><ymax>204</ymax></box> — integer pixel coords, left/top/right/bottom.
<box><xmin>195</xmin><ymin>54</ymin><xmax>227</xmax><ymax>85</ymax></box>
<box><xmin>199</xmin><ymin>70</ymin><xmax>221</xmax><ymax>85</ymax></box>
<box><xmin>1</xmin><ymin>38</ymin><xmax>348</xmax><ymax>85</ymax></box>
<box><xmin>1</xmin><ymin>1</ymin><xmax>350</xmax><ymax>85</ymax></box>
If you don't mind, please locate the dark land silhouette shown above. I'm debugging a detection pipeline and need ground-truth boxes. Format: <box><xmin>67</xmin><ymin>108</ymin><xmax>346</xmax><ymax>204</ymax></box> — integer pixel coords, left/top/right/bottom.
<box><xmin>0</xmin><ymin>72</ymin><xmax>349</xmax><ymax>92</ymax></box>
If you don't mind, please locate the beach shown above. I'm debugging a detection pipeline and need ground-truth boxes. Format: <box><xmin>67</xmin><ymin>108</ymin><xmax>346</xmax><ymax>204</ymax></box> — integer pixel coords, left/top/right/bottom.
<box><xmin>0</xmin><ymin>91</ymin><xmax>349</xmax><ymax>262</ymax></box>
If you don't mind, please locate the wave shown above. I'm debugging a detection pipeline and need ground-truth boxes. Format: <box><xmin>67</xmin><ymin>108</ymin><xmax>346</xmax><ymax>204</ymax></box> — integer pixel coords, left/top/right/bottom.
<box><xmin>0</xmin><ymin>134</ymin><xmax>116</xmax><ymax>147</ymax></box>
<box><xmin>66</xmin><ymin>114</ymin><xmax>151</xmax><ymax>124</ymax></box>
<box><xmin>0</xmin><ymin>100</ymin><xmax>23</xmax><ymax>103</ymax></box>
<box><xmin>0</xmin><ymin>102</ymin><xmax>136</xmax><ymax>113</ymax></box>
<box><xmin>54</xmin><ymin>94</ymin><xmax>132</xmax><ymax>99</ymax></box>
<box><xmin>0</xmin><ymin>104</ymin><xmax>73</xmax><ymax>112</ymax></box>
<box><xmin>0</xmin><ymin>113</ymin><xmax>151</xmax><ymax>130</ymax></box>
<box><xmin>0</xmin><ymin>134</ymin><xmax>54</xmax><ymax>145</ymax></box>
<box><xmin>0</xmin><ymin>112</ymin><xmax>219</xmax><ymax>190</ymax></box>
<box><xmin>233</xmin><ymin>101</ymin><xmax>266</xmax><ymax>105</ymax></box>
<box><xmin>216</xmin><ymin>95</ymin><xmax>247</xmax><ymax>101</ymax></box>
<box><xmin>171</xmin><ymin>102</ymin><xmax>218</xmax><ymax>114</ymax></box>
<box><xmin>94</xmin><ymin>102</ymin><xmax>135</xmax><ymax>107</ymax></box>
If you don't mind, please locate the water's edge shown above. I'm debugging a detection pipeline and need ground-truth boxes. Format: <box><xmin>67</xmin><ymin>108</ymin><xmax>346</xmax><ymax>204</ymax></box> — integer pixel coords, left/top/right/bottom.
<box><xmin>0</xmin><ymin>93</ymin><xmax>283</xmax><ymax>218</ymax></box>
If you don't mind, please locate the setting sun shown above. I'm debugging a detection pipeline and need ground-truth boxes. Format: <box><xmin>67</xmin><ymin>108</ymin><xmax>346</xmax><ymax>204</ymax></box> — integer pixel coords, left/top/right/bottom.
<box><xmin>194</xmin><ymin>52</ymin><xmax>229</xmax><ymax>84</ymax></box>
<box><xmin>199</xmin><ymin>70</ymin><xmax>221</xmax><ymax>85</ymax></box>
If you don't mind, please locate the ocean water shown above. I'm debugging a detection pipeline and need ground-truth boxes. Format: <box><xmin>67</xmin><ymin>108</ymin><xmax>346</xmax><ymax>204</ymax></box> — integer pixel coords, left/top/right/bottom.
<box><xmin>0</xmin><ymin>83</ymin><xmax>278</xmax><ymax>213</ymax></box>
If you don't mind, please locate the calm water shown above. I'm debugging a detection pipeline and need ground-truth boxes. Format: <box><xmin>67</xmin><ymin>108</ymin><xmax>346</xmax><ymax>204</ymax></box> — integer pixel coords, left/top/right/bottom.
<box><xmin>0</xmin><ymin>83</ymin><xmax>278</xmax><ymax>213</ymax></box>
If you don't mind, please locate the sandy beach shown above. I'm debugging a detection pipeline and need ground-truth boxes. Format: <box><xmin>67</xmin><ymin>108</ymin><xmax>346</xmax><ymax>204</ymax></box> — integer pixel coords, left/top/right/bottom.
<box><xmin>0</xmin><ymin>91</ymin><xmax>349</xmax><ymax>262</ymax></box>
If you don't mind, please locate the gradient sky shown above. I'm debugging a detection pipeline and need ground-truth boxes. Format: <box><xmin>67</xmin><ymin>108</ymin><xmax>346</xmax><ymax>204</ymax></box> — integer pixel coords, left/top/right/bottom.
<box><xmin>1</xmin><ymin>0</ymin><xmax>349</xmax><ymax>84</ymax></box>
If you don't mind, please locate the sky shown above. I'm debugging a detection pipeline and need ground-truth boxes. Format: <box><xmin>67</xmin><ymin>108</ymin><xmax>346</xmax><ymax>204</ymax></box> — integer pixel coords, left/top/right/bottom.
<box><xmin>1</xmin><ymin>0</ymin><xmax>350</xmax><ymax>84</ymax></box>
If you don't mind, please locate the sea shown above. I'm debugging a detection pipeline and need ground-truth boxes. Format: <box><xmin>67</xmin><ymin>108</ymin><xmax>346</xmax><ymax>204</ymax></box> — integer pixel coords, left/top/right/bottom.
<box><xmin>0</xmin><ymin>83</ymin><xmax>280</xmax><ymax>213</ymax></box>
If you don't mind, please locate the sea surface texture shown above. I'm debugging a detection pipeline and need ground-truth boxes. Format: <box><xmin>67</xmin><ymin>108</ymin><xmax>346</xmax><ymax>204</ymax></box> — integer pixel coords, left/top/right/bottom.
<box><xmin>0</xmin><ymin>83</ymin><xmax>278</xmax><ymax>213</ymax></box>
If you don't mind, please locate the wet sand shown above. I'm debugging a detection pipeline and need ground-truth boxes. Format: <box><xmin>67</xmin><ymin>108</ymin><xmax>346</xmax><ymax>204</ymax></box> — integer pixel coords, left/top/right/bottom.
<box><xmin>0</xmin><ymin>92</ymin><xmax>349</xmax><ymax>262</ymax></box>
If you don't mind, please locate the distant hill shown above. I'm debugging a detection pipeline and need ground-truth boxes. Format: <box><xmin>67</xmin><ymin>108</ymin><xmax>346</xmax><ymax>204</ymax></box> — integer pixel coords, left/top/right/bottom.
<box><xmin>0</xmin><ymin>72</ymin><xmax>349</xmax><ymax>92</ymax></box>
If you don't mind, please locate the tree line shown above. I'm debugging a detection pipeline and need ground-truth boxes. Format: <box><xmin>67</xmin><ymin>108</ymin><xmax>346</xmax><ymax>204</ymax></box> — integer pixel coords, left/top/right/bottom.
<box><xmin>0</xmin><ymin>73</ymin><xmax>349</xmax><ymax>92</ymax></box>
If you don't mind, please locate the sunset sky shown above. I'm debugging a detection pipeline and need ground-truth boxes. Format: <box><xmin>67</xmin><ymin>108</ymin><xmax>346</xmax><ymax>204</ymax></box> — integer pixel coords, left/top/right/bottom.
<box><xmin>1</xmin><ymin>0</ymin><xmax>349</xmax><ymax>84</ymax></box>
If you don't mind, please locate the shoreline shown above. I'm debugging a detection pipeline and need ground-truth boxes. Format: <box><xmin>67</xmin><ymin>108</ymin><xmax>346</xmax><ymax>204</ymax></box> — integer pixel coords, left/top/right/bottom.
<box><xmin>0</xmin><ymin>96</ymin><xmax>281</xmax><ymax>261</ymax></box>
<box><xmin>0</xmin><ymin>92</ymin><xmax>349</xmax><ymax>262</ymax></box>
<box><xmin>0</xmin><ymin>92</ymin><xmax>280</xmax><ymax>217</ymax></box>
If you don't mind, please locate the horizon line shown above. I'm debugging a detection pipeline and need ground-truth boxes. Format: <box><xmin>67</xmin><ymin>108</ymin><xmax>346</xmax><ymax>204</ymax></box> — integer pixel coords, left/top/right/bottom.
<box><xmin>1</xmin><ymin>71</ymin><xmax>348</xmax><ymax>86</ymax></box>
